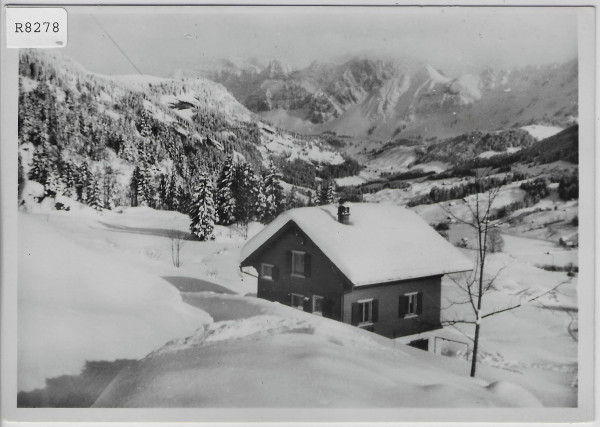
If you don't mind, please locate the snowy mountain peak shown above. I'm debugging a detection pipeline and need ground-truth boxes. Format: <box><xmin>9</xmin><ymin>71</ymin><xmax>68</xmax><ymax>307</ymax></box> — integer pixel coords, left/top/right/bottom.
<box><xmin>424</xmin><ymin>64</ymin><xmax>452</xmax><ymax>84</ymax></box>
<box><xmin>262</xmin><ymin>60</ymin><xmax>293</xmax><ymax>79</ymax></box>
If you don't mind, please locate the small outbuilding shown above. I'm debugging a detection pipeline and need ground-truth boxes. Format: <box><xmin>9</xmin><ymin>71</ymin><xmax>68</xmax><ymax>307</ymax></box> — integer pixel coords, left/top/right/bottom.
<box><xmin>240</xmin><ymin>203</ymin><xmax>473</xmax><ymax>346</ymax></box>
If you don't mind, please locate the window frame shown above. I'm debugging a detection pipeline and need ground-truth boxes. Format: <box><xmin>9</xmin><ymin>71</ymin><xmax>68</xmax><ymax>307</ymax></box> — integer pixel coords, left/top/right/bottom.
<box><xmin>404</xmin><ymin>291</ymin><xmax>419</xmax><ymax>318</ymax></box>
<box><xmin>261</xmin><ymin>263</ymin><xmax>274</xmax><ymax>281</ymax></box>
<box><xmin>290</xmin><ymin>293</ymin><xmax>305</xmax><ymax>310</ymax></box>
<box><xmin>357</xmin><ymin>298</ymin><xmax>374</xmax><ymax>326</ymax></box>
<box><xmin>291</xmin><ymin>250</ymin><xmax>306</xmax><ymax>278</ymax></box>
<box><xmin>312</xmin><ymin>295</ymin><xmax>324</xmax><ymax>316</ymax></box>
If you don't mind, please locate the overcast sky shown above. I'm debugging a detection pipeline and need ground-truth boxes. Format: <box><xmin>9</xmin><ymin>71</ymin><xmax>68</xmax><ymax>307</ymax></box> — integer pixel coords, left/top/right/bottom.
<box><xmin>62</xmin><ymin>6</ymin><xmax>578</xmax><ymax>77</ymax></box>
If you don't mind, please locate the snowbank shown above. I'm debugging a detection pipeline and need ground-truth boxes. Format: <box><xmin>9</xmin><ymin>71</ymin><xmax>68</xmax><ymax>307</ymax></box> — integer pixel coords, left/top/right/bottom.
<box><xmin>18</xmin><ymin>213</ymin><xmax>211</xmax><ymax>391</ymax></box>
<box><xmin>94</xmin><ymin>297</ymin><xmax>542</xmax><ymax>408</ymax></box>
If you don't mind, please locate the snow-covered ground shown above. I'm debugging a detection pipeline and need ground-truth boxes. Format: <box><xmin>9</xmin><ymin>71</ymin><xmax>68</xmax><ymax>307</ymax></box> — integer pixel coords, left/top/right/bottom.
<box><xmin>17</xmin><ymin>191</ymin><xmax>577</xmax><ymax>407</ymax></box>
<box><xmin>521</xmin><ymin>124</ymin><xmax>564</xmax><ymax>140</ymax></box>
<box><xmin>93</xmin><ymin>294</ymin><xmax>543</xmax><ymax>408</ymax></box>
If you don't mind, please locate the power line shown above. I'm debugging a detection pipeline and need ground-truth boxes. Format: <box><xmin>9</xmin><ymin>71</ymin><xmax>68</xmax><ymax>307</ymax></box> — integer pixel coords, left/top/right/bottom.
<box><xmin>92</xmin><ymin>15</ymin><xmax>144</xmax><ymax>75</ymax></box>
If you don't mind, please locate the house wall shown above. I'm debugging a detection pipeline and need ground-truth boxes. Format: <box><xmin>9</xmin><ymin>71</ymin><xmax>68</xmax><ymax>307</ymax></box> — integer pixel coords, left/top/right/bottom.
<box><xmin>342</xmin><ymin>276</ymin><xmax>442</xmax><ymax>339</ymax></box>
<box><xmin>250</xmin><ymin>224</ymin><xmax>346</xmax><ymax>320</ymax></box>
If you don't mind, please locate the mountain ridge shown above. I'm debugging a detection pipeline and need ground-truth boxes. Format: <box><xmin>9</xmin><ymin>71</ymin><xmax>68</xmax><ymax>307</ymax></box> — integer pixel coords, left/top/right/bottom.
<box><xmin>188</xmin><ymin>56</ymin><xmax>577</xmax><ymax>140</ymax></box>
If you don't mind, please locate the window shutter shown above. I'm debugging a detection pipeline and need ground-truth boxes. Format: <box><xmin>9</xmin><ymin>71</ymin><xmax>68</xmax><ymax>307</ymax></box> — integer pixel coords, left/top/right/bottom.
<box><xmin>304</xmin><ymin>253</ymin><xmax>312</xmax><ymax>277</ymax></box>
<box><xmin>417</xmin><ymin>292</ymin><xmax>424</xmax><ymax>315</ymax></box>
<box><xmin>322</xmin><ymin>298</ymin><xmax>333</xmax><ymax>318</ymax></box>
<box><xmin>372</xmin><ymin>299</ymin><xmax>379</xmax><ymax>323</ymax></box>
<box><xmin>351</xmin><ymin>302</ymin><xmax>360</xmax><ymax>326</ymax></box>
<box><xmin>272</xmin><ymin>266</ymin><xmax>279</xmax><ymax>281</ymax></box>
<box><xmin>399</xmin><ymin>296</ymin><xmax>407</xmax><ymax>318</ymax></box>
<box><xmin>285</xmin><ymin>251</ymin><xmax>292</xmax><ymax>275</ymax></box>
<box><xmin>303</xmin><ymin>297</ymin><xmax>312</xmax><ymax>313</ymax></box>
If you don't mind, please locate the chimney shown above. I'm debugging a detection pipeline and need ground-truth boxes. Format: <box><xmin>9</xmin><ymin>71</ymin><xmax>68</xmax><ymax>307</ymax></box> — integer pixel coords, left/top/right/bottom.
<box><xmin>337</xmin><ymin>200</ymin><xmax>350</xmax><ymax>224</ymax></box>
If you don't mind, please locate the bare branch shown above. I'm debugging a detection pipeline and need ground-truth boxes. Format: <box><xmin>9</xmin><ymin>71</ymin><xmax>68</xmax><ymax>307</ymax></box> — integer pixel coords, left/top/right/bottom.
<box><xmin>481</xmin><ymin>278</ymin><xmax>573</xmax><ymax>319</ymax></box>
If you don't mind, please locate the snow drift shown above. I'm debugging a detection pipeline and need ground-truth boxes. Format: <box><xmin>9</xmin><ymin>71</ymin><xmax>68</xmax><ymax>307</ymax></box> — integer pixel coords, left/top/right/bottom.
<box><xmin>18</xmin><ymin>213</ymin><xmax>211</xmax><ymax>391</ymax></box>
<box><xmin>94</xmin><ymin>297</ymin><xmax>542</xmax><ymax>408</ymax></box>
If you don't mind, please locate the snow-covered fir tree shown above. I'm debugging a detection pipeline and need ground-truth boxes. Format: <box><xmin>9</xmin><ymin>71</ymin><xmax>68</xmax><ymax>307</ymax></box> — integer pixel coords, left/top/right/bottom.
<box><xmin>135</xmin><ymin>165</ymin><xmax>155</xmax><ymax>208</ymax></box>
<box><xmin>45</xmin><ymin>170</ymin><xmax>65</xmax><ymax>197</ymax></box>
<box><xmin>216</xmin><ymin>154</ymin><xmax>236</xmax><ymax>225</ymax></box>
<box><xmin>285</xmin><ymin>185</ymin><xmax>304</xmax><ymax>209</ymax></box>
<box><xmin>76</xmin><ymin>161</ymin><xmax>92</xmax><ymax>203</ymax></box>
<box><xmin>189</xmin><ymin>173</ymin><xmax>217</xmax><ymax>241</ymax></box>
<box><xmin>320</xmin><ymin>181</ymin><xmax>335</xmax><ymax>205</ymax></box>
<box><xmin>62</xmin><ymin>161</ymin><xmax>77</xmax><ymax>198</ymax></box>
<box><xmin>168</xmin><ymin>172</ymin><xmax>181</xmax><ymax>212</ymax></box>
<box><xmin>260</xmin><ymin>163</ymin><xmax>285</xmax><ymax>223</ymax></box>
<box><xmin>232</xmin><ymin>161</ymin><xmax>260</xmax><ymax>229</ymax></box>
<box><xmin>29</xmin><ymin>143</ymin><xmax>52</xmax><ymax>186</ymax></box>
<box><xmin>101</xmin><ymin>165</ymin><xmax>118</xmax><ymax>209</ymax></box>
<box><xmin>86</xmin><ymin>175</ymin><xmax>103</xmax><ymax>211</ymax></box>
<box><xmin>158</xmin><ymin>173</ymin><xmax>169</xmax><ymax>210</ymax></box>
<box><xmin>130</xmin><ymin>166</ymin><xmax>141</xmax><ymax>207</ymax></box>
<box><xmin>314</xmin><ymin>182</ymin><xmax>322</xmax><ymax>205</ymax></box>
<box><xmin>254</xmin><ymin>175</ymin><xmax>267</xmax><ymax>223</ymax></box>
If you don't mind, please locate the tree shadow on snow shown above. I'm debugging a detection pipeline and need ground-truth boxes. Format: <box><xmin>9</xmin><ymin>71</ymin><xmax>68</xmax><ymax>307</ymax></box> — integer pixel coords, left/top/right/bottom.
<box><xmin>163</xmin><ymin>276</ymin><xmax>236</xmax><ymax>294</ymax></box>
<box><xmin>17</xmin><ymin>359</ymin><xmax>135</xmax><ymax>408</ymax></box>
<box><xmin>96</xmin><ymin>222</ymin><xmax>197</xmax><ymax>241</ymax></box>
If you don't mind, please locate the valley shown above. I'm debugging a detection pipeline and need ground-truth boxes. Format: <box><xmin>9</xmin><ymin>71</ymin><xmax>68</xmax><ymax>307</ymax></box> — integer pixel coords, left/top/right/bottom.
<box><xmin>15</xmin><ymin>47</ymin><xmax>580</xmax><ymax>409</ymax></box>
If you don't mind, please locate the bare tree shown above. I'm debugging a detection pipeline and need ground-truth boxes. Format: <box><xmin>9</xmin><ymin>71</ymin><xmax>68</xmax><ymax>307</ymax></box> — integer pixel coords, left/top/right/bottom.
<box><xmin>170</xmin><ymin>229</ymin><xmax>185</xmax><ymax>268</ymax></box>
<box><xmin>440</xmin><ymin>170</ymin><xmax>570</xmax><ymax>377</ymax></box>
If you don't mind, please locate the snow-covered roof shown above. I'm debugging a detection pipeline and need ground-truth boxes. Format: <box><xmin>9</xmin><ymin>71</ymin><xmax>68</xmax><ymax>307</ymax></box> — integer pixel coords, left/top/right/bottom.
<box><xmin>241</xmin><ymin>203</ymin><xmax>473</xmax><ymax>287</ymax></box>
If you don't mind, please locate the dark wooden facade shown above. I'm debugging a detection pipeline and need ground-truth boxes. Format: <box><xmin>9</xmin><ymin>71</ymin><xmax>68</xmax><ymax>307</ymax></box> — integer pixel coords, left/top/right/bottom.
<box><xmin>241</xmin><ymin>220</ymin><xmax>443</xmax><ymax>339</ymax></box>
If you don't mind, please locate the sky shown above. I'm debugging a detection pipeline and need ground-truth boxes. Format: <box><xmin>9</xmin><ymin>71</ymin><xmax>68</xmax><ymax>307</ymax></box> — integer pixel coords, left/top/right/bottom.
<box><xmin>61</xmin><ymin>6</ymin><xmax>579</xmax><ymax>77</ymax></box>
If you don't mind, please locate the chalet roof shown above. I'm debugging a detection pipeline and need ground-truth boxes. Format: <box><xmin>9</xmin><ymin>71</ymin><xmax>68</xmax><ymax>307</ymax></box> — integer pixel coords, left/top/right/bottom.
<box><xmin>241</xmin><ymin>203</ymin><xmax>473</xmax><ymax>287</ymax></box>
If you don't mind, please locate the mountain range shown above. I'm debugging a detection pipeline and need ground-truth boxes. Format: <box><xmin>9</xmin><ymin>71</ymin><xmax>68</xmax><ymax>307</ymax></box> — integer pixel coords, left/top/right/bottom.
<box><xmin>186</xmin><ymin>57</ymin><xmax>578</xmax><ymax>139</ymax></box>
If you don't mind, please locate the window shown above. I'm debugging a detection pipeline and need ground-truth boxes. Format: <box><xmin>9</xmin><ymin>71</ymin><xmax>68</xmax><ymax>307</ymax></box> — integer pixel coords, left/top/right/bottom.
<box><xmin>406</xmin><ymin>292</ymin><xmax>418</xmax><ymax>316</ymax></box>
<box><xmin>358</xmin><ymin>299</ymin><xmax>373</xmax><ymax>324</ymax></box>
<box><xmin>289</xmin><ymin>251</ymin><xmax>311</xmax><ymax>278</ymax></box>
<box><xmin>312</xmin><ymin>295</ymin><xmax>324</xmax><ymax>316</ymax></box>
<box><xmin>400</xmin><ymin>292</ymin><xmax>423</xmax><ymax>318</ymax></box>
<box><xmin>261</xmin><ymin>263</ymin><xmax>274</xmax><ymax>280</ymax></box>
<box><xmin>292</xmin><ymin>251</ymin><xmax>305</xmax><ymax>276</ymax></box>
<box><xmin>291</xmin><ymin>293</ymin><xmax>304</xmax><ymax>310</ymax></box>
<box><xmin>351</xmin><ymin>298</ymin><xmax>378</xmax><ymax>326</ymax></box>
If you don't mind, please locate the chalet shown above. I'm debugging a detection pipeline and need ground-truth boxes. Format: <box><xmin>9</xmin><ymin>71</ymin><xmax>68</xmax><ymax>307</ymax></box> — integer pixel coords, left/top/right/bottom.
<box><xmin>240</xmin><ymin>203</ymin><xmax>472</xmax><ymax>349</ymax></box>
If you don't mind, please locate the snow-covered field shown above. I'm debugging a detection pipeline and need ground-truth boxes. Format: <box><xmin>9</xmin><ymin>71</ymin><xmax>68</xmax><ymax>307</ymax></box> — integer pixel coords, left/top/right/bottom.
<box><xmin>521</xmin><ymin>124</ymin><xmax>564</xmax><ymax>141</ymax></box>
<box><xmin>17</xmin><ymin>191</ymin><xmax>577</xmax><ymax>407</ymax></box>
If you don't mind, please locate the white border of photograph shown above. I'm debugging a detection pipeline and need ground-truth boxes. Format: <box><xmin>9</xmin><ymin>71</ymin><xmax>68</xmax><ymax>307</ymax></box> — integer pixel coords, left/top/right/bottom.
<box><xmin>0</xmin><ymin>1</ymin><xmax>596</xmax><ymax>425</ymax></box>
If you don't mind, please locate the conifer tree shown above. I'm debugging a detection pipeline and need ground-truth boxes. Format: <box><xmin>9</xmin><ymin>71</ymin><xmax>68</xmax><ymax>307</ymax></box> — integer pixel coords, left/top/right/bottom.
<box><xmin>76</xmin><ymin>161</ymin><xmax>92</xmax><ymax>203</ymax></box>
<box><xmin>86</xmin><ymin>175</ymin><xmax>102</xmax><ymax>211</ymax></box>
<box><xmin>325</xmin><ymin>183</ymin><xmax>335</xmax><ymax>204</ymax></box>
<box><xmin>130</xmin><ymin>166</ymin><xmax>141</xmax><ymax>207</ymax></box>
<box><xmin>189</xmin><ymin>173</ymin><xmax>217</xmax><ymax>241</ymax></box>
<box><xmin>29</xmin><ymin>143</ymin><xmax>52</xmax><ymax>185</ymax></box>
<box><xmin>232</xmin><ymin>161</ymin><xmax>260</xmax><ymax>230</ymax></box>
<box><xmin>260</xmin><ymin>163</ymin><xmax>285</xmax><ymax>223</ymax></box>
<box><xmin>168</xmin><ymin>172</ymin><xmax>181</xmax><ymax>212</ymax></box>
<box><xmin>216</xmin><ymin>154</ymin><xmax>236</xmax><ymax>225</ymax></box>
<box><xmin>158</xmin><ymin>173</ymin><xmax>169</xmax><ymax>210</ymax></box>
<box><xmin>45</xmin><ymin>170</ymin><xmax>65</xmax><ymax>197</ymax></box>
<box><xmin>254</xmin><ymin>175</ymin><xmax>267</xmax><ymax>223</ymax></box>
<box><xmin>314</xmin><ymin>182</ymin><xmax>322</xmax><ymax>205</ymax></box>
<box><xmin>320</xmin><ymin>181</ymin><xmax>335</xmax><ymax>205</ymax></box>
<box><xmin>285</xmin><ymin>185</ymin><xmax>303</xmax><ymax>209</ymax></box>
<box><xmin>101</xmin><ymin>165</ymin><xmax>117</xmax><ymax>209</ymax></box>
<box><xmin>62</xmin><ymin>161</ymin><xmax>77</xmax><ymax>198</ymax></box>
